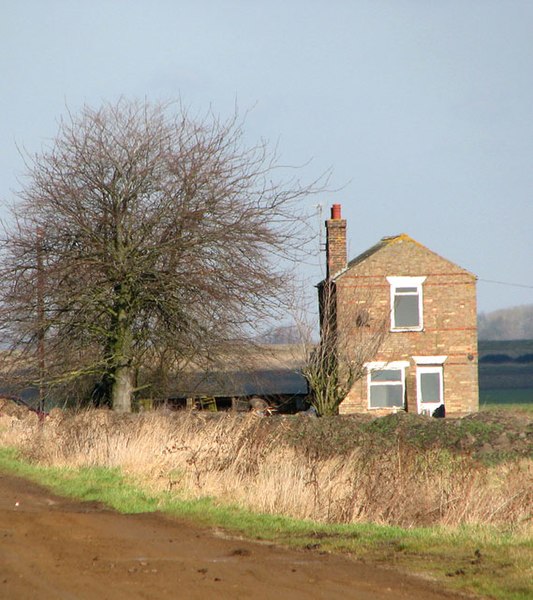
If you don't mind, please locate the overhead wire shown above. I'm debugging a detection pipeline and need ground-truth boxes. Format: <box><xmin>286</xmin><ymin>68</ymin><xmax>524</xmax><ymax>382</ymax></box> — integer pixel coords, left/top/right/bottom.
<box><xmin>478</xmin><ymin>278</ymin><xmax>533</xmax><ymax>290</ymax></box>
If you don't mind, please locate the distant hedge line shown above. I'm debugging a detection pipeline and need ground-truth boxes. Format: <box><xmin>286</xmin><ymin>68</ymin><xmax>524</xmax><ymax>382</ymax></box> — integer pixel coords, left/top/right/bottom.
<box><xmin>480</xmin><ymin>353</ymin><xmax>533</xmax><ymax>364</ymax></box>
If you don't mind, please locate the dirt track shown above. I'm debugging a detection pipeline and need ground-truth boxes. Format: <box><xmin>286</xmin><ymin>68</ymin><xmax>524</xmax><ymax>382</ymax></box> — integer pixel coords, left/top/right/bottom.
<box><xmin>0</xmin><ymin>472</ymin><xmax>465</xmax><ymax>600</ymax></box>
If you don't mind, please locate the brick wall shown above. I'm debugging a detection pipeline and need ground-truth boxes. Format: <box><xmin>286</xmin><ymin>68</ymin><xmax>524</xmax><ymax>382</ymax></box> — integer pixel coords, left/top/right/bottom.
<box><xmin>333</xmin><ymin>236</ymin><xmax>478</xmax><ymax>416</ymax></box>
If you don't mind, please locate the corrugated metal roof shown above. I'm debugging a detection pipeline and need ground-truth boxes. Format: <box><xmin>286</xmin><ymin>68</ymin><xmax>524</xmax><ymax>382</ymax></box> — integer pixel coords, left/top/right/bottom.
<box><xmin>170</xmin><ymin>369</ymin><xmax>308</xmax><ymax>398</ymax></box>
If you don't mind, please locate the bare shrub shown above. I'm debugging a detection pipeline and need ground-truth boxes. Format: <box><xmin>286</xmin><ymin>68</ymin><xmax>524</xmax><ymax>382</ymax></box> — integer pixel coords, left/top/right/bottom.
<box><xmin>301</xmin><ymin>280</ymin><xmax>387</xmax><ymax>416</ymax></box>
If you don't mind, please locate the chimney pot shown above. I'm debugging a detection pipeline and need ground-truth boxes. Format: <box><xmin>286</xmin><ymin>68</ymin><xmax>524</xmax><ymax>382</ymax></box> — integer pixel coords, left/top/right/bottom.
<box><xmin>331</xmin><ymin>204</ymin><xmax>342</xmax><ymax>220</ymax></box>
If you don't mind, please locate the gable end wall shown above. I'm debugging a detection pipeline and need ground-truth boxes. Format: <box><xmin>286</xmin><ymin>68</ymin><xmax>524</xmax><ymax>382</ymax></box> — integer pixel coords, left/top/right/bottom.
<box><xmin>335</xmin><ymin>239</ymin><xmax>478</xmax><ymax>416</ymax></box>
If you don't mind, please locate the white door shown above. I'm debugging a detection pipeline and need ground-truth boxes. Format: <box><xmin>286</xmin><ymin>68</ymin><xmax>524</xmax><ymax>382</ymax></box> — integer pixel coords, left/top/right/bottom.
<box><xmin>416</xmin><ymin>366</ymin><xmax>444</xmax><ymax>416</ymax></box>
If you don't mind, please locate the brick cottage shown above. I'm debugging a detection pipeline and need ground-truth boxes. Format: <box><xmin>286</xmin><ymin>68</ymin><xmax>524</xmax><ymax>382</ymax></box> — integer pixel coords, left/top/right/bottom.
<box><xmin>320</xmin><ymin>204</ymin><xmax>479</xmax><ymax>417</ymax></box>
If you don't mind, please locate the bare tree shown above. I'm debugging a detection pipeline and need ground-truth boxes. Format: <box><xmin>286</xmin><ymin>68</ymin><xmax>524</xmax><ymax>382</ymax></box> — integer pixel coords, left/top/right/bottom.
<box><xmin>0</xmin><ymin>99</ymin><xmax>320</xmax><ymax>411</ymax></box>
<box><xmin>302</xmin><ymin>280</ymin><xmax>387</xmax><ymax>416</ymax></box>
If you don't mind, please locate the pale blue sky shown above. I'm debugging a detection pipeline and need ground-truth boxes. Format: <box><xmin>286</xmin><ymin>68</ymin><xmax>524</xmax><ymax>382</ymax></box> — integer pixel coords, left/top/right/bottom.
<box><xmin>1</xmin><ymin>0</ymin><xmax>532</xmax><ymax>313</ymax></box>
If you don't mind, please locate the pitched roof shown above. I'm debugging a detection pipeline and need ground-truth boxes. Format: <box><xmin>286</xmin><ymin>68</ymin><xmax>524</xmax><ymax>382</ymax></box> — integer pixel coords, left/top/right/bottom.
<box><xmin>347</xmin><ymin>233</ymin><xmax>420</xmax><ymax>270</ymax></box>
<box><xmin>322</xmin><ymin>233</ymin><xmax>476</xmax><ymax>283</ymax></box>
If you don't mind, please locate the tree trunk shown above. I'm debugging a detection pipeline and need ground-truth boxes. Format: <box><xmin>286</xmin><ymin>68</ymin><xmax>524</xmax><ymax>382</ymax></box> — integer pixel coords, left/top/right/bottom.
<box><xmin>109</xmin><ymin>292</ymin><xmax>134</xmax><ymax>412</ymax></box>
<box><xmin>111</xmin><ymin>364</ymin><xmax>133</xmax><ymax>412</ymax></box>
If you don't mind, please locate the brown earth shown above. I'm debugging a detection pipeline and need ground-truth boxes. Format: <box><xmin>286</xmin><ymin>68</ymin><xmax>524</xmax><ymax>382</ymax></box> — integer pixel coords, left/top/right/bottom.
<box><xmin>0</xmin><ymin>473</ymin><xmax>468</xmax><ymax>600</ymax></box>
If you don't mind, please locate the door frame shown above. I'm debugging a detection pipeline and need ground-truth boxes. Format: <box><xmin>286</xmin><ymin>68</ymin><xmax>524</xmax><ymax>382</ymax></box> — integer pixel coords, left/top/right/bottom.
<box><xmin>416</xmin><ymin>364</ymin><xmax>444</xmax><ymax>416</ymax></box>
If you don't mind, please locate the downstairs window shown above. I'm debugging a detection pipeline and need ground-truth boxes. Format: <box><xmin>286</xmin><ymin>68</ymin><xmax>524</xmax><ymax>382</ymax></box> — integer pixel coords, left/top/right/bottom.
<box><xmin>366</xmin><ymin>361</ymin><xmax>408</xmax><ymax>409</ymax></box>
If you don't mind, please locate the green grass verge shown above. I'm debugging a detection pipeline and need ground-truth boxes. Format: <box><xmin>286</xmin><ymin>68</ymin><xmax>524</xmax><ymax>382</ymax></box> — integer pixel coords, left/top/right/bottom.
<box><xmin>1</xmin><ymin>446</ymin><xmax>531</xmax><ymax>600</ymax></box>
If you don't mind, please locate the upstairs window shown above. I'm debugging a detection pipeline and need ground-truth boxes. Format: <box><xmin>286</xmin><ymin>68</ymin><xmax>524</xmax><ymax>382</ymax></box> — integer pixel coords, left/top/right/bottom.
<box><xmin>387</xmin><ymin>276</ymin><xmax>426</xmax><ymax>331</ymax></box>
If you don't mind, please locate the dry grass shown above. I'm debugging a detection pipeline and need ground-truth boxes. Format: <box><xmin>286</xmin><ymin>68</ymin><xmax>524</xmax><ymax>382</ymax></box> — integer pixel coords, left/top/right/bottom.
<box><xmin>1</xmin><ymin>403</ymin><xmax>531</xmax><ymax>532</ymax></box>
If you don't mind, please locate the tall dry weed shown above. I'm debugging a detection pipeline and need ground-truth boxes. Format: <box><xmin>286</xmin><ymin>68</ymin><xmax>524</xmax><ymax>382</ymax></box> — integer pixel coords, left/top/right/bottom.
<box><xmin>1</xmin><ymin>406</ymin><xmax>531</xmax><ymax>531</ymax></box>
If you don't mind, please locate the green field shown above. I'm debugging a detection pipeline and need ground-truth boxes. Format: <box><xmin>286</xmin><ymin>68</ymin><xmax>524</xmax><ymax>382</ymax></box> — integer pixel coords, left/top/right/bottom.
<box><xmin>478</xmin><ymin>340</ymin><xmax>533</xmax><ymax>409</ymax></box>
<box><xmin>480</xmin><ymin>388</ymin><xmax>533</xmax><ymax>411</ymax></box>
<box><xmin>480</xmin><ymin>388</ymin><xmax>533</xmax><ymax>403</ymax></box>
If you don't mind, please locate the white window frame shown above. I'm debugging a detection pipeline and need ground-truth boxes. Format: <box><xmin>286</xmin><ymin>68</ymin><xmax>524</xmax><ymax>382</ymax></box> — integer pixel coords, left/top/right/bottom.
<box><xmin>366</xmin><ymin>361</ymin><xmax>409</xmax><ymax>410</ymax></box>
<box><xmin>387</xmin><ymin>276</ymin><xmax>426</xmax><ymax>332</ymax></box>
<box><xmin>416</xmin><ymin>365</ymin><xmax>444</xmax><ymax>415</ymax></box>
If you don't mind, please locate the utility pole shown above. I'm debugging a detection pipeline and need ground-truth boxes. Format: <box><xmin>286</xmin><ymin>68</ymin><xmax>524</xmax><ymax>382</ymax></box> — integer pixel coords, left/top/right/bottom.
<box><xmin>36</xmin><ymin>227</ymin><xmax>45</xmax><ymax>412</ymax></box>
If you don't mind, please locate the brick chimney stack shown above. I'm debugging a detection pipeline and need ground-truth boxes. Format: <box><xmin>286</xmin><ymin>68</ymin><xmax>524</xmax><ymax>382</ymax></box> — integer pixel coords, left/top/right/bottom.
<box><xmin>326</xmin><ymin>203</ymin><xmax>347</xmax><ymax>279</ymax></box>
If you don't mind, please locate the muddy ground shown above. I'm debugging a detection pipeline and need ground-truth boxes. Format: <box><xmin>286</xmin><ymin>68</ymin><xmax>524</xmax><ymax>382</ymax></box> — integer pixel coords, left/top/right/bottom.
<box><xmin>0</xmin><ymin>472</ymin><xmax>468</xmax><ymax>600</ymax></box>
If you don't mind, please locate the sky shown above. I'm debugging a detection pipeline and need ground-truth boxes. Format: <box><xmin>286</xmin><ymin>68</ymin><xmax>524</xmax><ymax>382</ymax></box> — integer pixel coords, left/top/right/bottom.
<box><xmin>1</xmin><ymin>0</ymin><xmax>532</xmax><ymax>314</ymax></box>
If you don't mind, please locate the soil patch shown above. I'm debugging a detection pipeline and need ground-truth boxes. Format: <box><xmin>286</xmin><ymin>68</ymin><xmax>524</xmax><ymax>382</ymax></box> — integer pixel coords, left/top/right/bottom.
<box><xmin>0</xmin><ymin>472</ymin><xmax>464</xmax><ymax>600</ymax></box>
